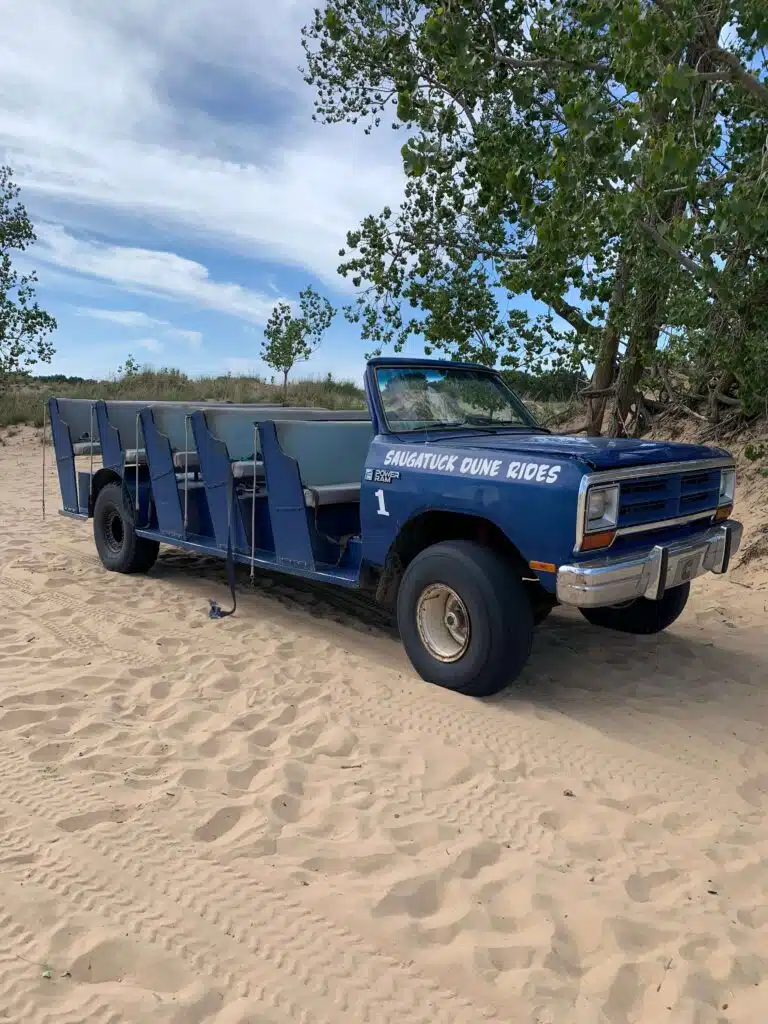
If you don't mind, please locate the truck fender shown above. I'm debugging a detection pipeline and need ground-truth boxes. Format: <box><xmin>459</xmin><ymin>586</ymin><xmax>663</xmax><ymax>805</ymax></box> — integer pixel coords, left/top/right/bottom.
<box><xmin>374</xmin><ymin>508</ymin><xmax>531</xmax><ymax>605</ymax></box>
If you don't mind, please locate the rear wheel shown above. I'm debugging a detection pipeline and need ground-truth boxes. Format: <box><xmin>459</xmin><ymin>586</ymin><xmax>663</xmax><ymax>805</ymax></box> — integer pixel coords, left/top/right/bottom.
<box><xmin>579</xmin><ymin>582</ymin><xmax>690</xmax><ymax>635</ymax></box>
<box><xmin>93</xmin><ymin>482</ymin><xmax>159</xmax><ymax>574</ymax></box>
<box><xmin>396</xmin><ymin>540</ymin><xmax>534</xmax><ymax>697</ymax></box>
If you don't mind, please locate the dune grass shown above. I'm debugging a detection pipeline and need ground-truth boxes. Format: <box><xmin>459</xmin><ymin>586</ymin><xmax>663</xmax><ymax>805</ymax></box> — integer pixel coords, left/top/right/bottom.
<box><xmin>0</xmin><ymin>368</ymin><xmax>368</xmax><ymax>429</ymax></box>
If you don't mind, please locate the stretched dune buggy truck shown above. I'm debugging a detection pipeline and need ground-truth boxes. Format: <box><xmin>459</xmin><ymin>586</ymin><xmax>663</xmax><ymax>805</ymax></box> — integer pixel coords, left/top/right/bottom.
<box><xmin>46</xmin><ymin>357</ymin><xmax>742</xmax><ymax>697</ymax></box>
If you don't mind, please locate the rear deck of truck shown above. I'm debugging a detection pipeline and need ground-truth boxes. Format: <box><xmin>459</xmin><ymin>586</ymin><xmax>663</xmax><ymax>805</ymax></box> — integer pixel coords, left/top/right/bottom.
<box><xmin>46</xmin><ymin>396</ymin><xmax>375</xmax><ymax>587</ymax></box>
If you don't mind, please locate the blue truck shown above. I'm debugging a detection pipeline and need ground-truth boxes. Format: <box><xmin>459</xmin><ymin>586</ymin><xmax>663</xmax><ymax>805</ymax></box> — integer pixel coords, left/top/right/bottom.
<box><xmin>46</xmin><ymin>357</ymin><xmax>742</xmax><ymax>697</ymax></box>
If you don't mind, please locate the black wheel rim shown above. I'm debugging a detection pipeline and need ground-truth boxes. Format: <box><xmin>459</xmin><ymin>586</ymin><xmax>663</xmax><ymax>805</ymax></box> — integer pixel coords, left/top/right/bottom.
<box><xmin>104</xmin><ymin>507</ymin><xmax>125</xmax><ymax>554</ymax></box>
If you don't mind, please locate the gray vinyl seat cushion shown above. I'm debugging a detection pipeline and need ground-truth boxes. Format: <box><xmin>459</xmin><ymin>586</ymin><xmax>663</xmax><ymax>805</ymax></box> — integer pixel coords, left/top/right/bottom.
<box><xmin>231</xmin><ymin>460</ymin><xmax>265</xmax><ymax>480</ymax></box>
<box><xmin>72</xmin><ymin>441</ymin><xmax>101</xmax><ymax>456</ymax></box>
<box><xmin>303</xmin><ymin>483</ymin><xmax>361</xmax><ymax>507</ymax></box>
<box><xmin>172</xmin><ymin>450</ymin><xmax>200</xmax><ymax>471</ymax></box>
<box><xmin>124</xmin><ymin>448</ymin><xmax>148</xmax><ymax>466</ymax></box>
<box><xmin>171</xmin><ymin>451</ymin><xmax>264</xmax><ymax>480</ymax></box>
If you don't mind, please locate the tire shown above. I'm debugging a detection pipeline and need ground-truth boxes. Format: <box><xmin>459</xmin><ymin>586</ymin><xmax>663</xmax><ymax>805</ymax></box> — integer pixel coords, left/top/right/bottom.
<box><xmin>533</xmin><ymin>603</ymin><xmax>553</xmax><ymax>626</ymax></box>
<box><xmin>396</xmin><ymin>540</ymin><xmax>534</xmax><ymax>698</ymax></box>
<box><xmin>579</xmin><ymin>581</ymin><xmax>690</xmax><ymax>635</ymax></box>
<box><xmin>93</xmin><ymin>482</ymin><xmax>159</xmax><ymax>574</ymax></box>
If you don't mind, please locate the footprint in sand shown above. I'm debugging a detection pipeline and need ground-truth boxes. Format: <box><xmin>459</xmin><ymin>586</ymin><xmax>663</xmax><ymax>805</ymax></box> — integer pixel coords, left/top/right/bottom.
<box><xmin>270</xmin><ymin>793</ymin><xmax>302</xmax><ymax>823</ymax></box>
<box><xmin>28</xmin><ymin>740</ymin><xmax>75</xmax><ymax>763</ymax></box>
<box><xmin>206</xmin><ymin>996</ymin><xmax>286</xmax><ymax>1024</ymax></box>
<box><xmin>475</xmin><ymin>943</ymin><xmax>538</xmax><ymax>973</ymax></box>
<box><xmin>603</xmin><ymin>961</ymin><xmax>659</xmax><ymax>1022</ymax></box>
<box><xmin>373</xmin><ymin>875</ymin><xmax>444</xmax><ymax>919</ymax></box>
<box><xmin>57</xmin><ymin>806</ymin><xmax>134</xmax><ymax>833</ymax></box>
<box><xmin>226</xmin><ymin>760</ymin><xmax>267</xmax><ymax>791</ymax></box>
<box><xmin>0</xmin><ymin>708</ymin><xmax>48</xmax><ymax>730</ymax></box>
<box><xmin>738</xmin><ymin>773</ymin><xmax>768</xmax><ymax>807</ymax></box>
<box><xmin>624</xmin><ymin>868</ymin><xmax>682</xmax><ymax>903</ymax></box>
<box><xmin>3</xmin><ymin>687</ymin><xmax>80</xmax><ymax>706</ymax></box>
<box><xmin>69</xmin><ymin>936</ymin><xmax>190</xmax><ymax>992</ymax></box>
<box><xmin>193</xmin><ymin>806</ymin><xmax>243</xmax><ymax>842</ymax></box>
<box><xmin>605</xmin><ymin>916</ymin><xmax>673</xmax><ymax>954</ymax></box>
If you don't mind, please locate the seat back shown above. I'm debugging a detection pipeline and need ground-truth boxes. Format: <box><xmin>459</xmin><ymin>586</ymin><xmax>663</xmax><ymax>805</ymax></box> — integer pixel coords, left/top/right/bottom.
<box><xmin>51</xmin><ymin>398</ymin><xmax>98</xmax><ymax>442</ymax></box>
<box><xmin>274</xmin><ymin>420</ymin><xmax>374</xmax><ymax>487</ymax></box>
<box><xmin>105</xmin><ymin>401</ymin><xmax>150</xmax><ymax>450</ymax></box>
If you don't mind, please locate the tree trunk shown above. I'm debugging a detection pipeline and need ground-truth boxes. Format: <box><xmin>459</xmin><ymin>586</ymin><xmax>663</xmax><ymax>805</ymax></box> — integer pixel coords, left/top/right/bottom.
<box><xmin>609</xmin><ymin>288</ymin><xmax>664</xmax><ymax>437</ymax></box>
<box><xmin>282</xmin><ymin>370</ymin><xmax>289</xmax><ymax>402</ymax></box>
<box><xmin>586</xmin><ymin>257</ymin><xmax>630</xmax><ymax>435</ymax></box>
<box><xmin>606</xmin><ymin>11</ymin><xmax>730</xmax><ymax>437</ymax></box>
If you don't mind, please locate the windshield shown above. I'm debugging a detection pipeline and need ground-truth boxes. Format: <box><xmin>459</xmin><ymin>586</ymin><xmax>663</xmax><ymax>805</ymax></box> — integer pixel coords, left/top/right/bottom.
<box><xmin>375</xmin><ymin>366</ymin><xmax>539</xmax><ymax>433</ymax></box>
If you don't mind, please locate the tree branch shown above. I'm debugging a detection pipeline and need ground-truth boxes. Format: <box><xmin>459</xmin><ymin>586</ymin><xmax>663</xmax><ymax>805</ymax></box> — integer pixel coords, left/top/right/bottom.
<box><xmin>716</xmin><ymin>391</ymin><xmax>742</xmax><ymax>407</ymax></box>
<box><xmin>651</xmin><ymin>0</ymin><xmax>768</xmax><ymax>106</ymax></box>
<box><xmin>709</xmin><ymin>43</ymin><xmax>768</xmax><ymax>106</ymax></box>
<box><xmin>640</xmin><ymin>220</ymin><xmax>731</xmax><ymax>305</ymax></box>
<box><xmin>547</xmin><ymin>296</ymin><xmax>599</xmax><ymax>337</ymax></box>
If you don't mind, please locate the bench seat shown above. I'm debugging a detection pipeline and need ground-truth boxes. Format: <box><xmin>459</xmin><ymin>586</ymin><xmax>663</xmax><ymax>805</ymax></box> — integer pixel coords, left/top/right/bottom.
<box><xmin>73</xmin><ymin>441</ymin><xmax>101</xmax><ymax>456</ymax></box>
<box><xmin>303</xmin><ymin>483</ymin><xmax>361</xmax><ymax>507</ymax></box>
<box><xmin>232</xmin><ymin>459</ymin><xmax>265</xmax><ymax>480</ymax></box>
<box><xmin>172</xmin><ymin>450</ymin><xmax>200</xmax><ymax>471</ymax></box>
<box><xmin>124</xmin><ymin>448</ymin><xmax>148</xmax><ymax>466</ymax></box>
<box><xmin>171</xmin><ymin>451</ymin><xmax>265</xmax><ymax>480</ymax></box>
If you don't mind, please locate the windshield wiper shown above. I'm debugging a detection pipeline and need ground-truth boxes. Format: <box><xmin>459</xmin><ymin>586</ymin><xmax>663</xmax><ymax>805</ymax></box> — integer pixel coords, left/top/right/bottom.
<box><xmin>396</xmin><ymin>420</ymin><xmax>549</xmax><ymax>436</ymax></box>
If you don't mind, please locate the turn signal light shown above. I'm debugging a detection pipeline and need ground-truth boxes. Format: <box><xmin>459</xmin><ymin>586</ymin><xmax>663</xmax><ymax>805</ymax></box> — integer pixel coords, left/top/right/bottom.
<box><xmin>580</xmin><ymin>529</ymin><xmax>616</xmax><ymax>551</ymax></box>
<box><xmin>715</xmin><ymin>504</ymin><xmax>732</xmax><ymax>521</ymax></box>
<box><xmin>529</xmin><ymin>560</ymin><xmax>557</xmax><ymax>574</ymax></box>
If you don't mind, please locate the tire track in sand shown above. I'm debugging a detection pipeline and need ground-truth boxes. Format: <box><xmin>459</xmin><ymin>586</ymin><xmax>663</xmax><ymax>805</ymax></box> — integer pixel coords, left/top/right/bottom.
<box><xmin>3</xmin><ymin>551</ymin><xmax>737</xmax><ymax>815</ymax></box>
<box><xmin>1</xmin><ymin>557</ymin><xmax>747</xmax><ymax>843</ymax></box>
<box><xmin>0</xmin><ymin>565</ymin><xmax>567</xmax><ymax>879</ymax></box>
<box><xmin>0</xmin><ymin>743</ymin><xmax>507</xmax><ymax>1024</ymax></box>
<box><xmin>0</xmin><ymin>908</ymin><xmax>122</xmax><ymax>1024</ymax></box>
<box><xmin>0</xmin><ymin>572</ymin><xmax>161</xmax><ymax>671</ymax></box>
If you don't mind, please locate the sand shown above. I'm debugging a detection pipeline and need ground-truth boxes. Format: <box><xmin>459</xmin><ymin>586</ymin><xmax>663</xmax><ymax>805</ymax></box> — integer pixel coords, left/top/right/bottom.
<box><xmin>0</xmin><ymin>426</ymin><xmax>766</xmax><ymax>1024</ymax></box>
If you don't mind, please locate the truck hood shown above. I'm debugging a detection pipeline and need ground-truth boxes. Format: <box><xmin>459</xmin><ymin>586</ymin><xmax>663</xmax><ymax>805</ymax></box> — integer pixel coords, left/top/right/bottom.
<box><xmin>417</xmin><ymin>431</ymin><xmax>730</xmax><ymax>470</ymax></box>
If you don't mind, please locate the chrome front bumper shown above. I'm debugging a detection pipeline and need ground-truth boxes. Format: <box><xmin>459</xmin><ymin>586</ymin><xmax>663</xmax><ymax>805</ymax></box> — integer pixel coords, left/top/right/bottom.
<box><xmin>556</xmin><ymin>520</ymin><xmax>743</xmax><ymax>609</ymax></box>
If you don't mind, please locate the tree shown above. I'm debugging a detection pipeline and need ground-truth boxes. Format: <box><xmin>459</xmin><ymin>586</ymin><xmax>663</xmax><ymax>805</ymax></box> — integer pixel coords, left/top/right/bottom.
<box><xmin>261</xmin><ymin>286</ymin><xmax>336</xmax><ymax>398</ymax></box>
<box><xmin>301</xmin><ymin>0</ymin><xmax>768</xmax><ymax>434</ymax></box>
<box><xmin>0</xmin><ymin>166</ymin><xmax>57</xmax><ymax>388</ymax></box>
<box><xmin>116</xmin><ymin>354</ymin><xmax>140</xmax><ymax>378</ymax></box>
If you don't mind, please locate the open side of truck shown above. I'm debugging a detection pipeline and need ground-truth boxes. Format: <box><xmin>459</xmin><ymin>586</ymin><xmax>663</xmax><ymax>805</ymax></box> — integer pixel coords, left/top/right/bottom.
<box><xmin>47</xmin><ymin>395</ymin><xmax>375</xmax><ymax>588</ymax></box>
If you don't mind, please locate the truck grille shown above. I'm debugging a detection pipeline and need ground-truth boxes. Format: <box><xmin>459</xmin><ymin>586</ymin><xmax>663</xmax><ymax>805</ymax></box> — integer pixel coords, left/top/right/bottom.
<box><xmin>618</xmin><ymin>468</ymin><xmax>721</xmax><ymax>531</ymax></box>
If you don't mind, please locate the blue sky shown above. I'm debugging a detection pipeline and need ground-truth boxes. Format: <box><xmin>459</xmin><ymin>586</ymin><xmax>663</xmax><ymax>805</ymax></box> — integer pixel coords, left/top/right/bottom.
<box><xmin>0</xmin><ymin>0</ymin><xmax>433</xmax><ymax>385</ymax></box>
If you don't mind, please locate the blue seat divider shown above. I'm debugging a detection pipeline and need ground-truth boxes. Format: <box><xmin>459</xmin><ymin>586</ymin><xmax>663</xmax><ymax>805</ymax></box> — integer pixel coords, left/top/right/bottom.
<box><xmin>94</xmin><ymin>400</ymin><xmax>124</xmax><ymax>473</ymax></box>
<box><xmin>139</xmin><ymin>408</ymin><xmax>184</xmax><ymax>538</ymax></box>
<box><xmin>47</xmin><ymin>398</ymin><xmax>80</xmax><ymax>514</ymax></box>
<box><xmin>189</xmin><ymin>410</ymin><xmax>249</xmax><ymax>551</ymax></box>
<box><xmin>258</xmin><ymin>420</ymin><xmax>315</xmax><ymax>572</ymax></box>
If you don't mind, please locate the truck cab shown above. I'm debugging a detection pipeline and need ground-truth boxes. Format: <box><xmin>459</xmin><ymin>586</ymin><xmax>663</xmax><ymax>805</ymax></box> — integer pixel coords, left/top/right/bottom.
<box><xmin>46</xmin><ymin>355</ymin><xmax>742</xmax><ymax>699</ymax></box>
<box><xmin>356</xmin><ymin>358</ymin><xmax>741</xmax><ymax>695</ymax></box>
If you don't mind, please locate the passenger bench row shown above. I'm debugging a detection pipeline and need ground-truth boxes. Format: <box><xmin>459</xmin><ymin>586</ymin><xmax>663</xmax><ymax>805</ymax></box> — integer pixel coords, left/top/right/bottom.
<box><xmin>59</xmin><ymin>399</ymin><xmax>373</xmax><ymax>508</ymax></box>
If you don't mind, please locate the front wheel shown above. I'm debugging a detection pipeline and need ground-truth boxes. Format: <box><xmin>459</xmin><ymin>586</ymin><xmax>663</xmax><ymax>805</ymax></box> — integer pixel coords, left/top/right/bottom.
<box><xmin>396</xmin><ymin>540</ymin><xmax>534</xmax><ymax>698</ymax></box>
<box><xmin>93</xmin><ymin>482</ymin><xmax>159</xmax><ymax>574</ymax></box>
<box><xmin>579</xmin><ymin>582</ymin><xmax>690</xmax><ymax>635</ymax></box>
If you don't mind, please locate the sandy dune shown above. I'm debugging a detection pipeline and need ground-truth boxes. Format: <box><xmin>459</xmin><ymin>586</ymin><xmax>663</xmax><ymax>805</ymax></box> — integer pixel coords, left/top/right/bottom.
<box><xmin>0</xmin><ymin>427</ymin><xmax>766</xmax><ymax>1023</ymax></box>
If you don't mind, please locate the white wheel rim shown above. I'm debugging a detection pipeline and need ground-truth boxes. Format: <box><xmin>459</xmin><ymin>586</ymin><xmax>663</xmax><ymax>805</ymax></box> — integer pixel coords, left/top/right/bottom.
<box><xmin>416</xmin><ymin>583</ymin><xmax>470</xmax><ymax>663</ymax></box>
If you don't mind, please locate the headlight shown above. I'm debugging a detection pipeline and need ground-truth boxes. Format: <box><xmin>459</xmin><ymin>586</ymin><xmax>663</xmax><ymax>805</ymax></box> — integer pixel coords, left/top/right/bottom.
<box><xmin>585</xmin><ymin>483</ymin><xmax>620</xmax><ymax>532</ymax></box>
<box><xmin>719</xmin><ymin>467</ymin><xmax>735</xmax><ymax>506</ymax></box>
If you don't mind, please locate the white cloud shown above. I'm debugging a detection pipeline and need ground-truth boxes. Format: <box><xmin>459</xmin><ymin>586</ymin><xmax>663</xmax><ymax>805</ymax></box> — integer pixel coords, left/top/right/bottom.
<box><xmin>39</xmin><ymin>225</ymin><xmax>279</xmax><ymax>324</ymax></box>
<box><xmin>136</xmin><ymin>337</ymin><xmax>164</xmax><ymax>354</ymax></box>
<box><xmin>0</xmin><ymin>0</ymin><xmax>404</xmax><ymax>289</ymax></box>
<box><xmin>172</xmin><ymin>328</ymin><xmax>203</xmax><ymax>349</ymax></box>
<box><xmin>76</xmin><ymin>308</ymin><xmax>164</xmax><ymax>329</ymax></box>
<box><xmin>76</xmin><ymin>307</ymin><xmax>203</xmax><ymax>347</ymax></box>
